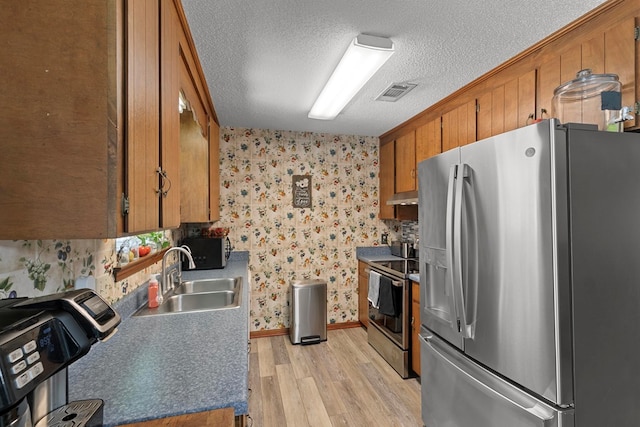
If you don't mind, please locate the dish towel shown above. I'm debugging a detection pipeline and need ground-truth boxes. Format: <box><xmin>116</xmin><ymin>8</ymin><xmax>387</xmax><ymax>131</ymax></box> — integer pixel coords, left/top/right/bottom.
<box><xmin>368</xmin><ymin>270</ymin><xmax>381</xmax><ymax>309</ymax></box>
<box><xmin>378</xmin><ymin>275</ymin><xmax>400</xmax><ymax>317</ymax></box>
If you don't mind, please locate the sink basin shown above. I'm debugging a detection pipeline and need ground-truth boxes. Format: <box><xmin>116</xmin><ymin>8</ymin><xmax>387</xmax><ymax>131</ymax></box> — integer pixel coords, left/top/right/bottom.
<box><xmin>157</xmin><ymin>291</ymin><xmax>238</xmax><ymax>313</ymax></box>
<box><xmin>174</xmin><ymin>277</ymin><xmax>240</xmax><ymax>294</ymax></box>
<box><xmin>133</xmin><ymin>276</ymin><xmax>242</xmax><ymax>317</ymax></box>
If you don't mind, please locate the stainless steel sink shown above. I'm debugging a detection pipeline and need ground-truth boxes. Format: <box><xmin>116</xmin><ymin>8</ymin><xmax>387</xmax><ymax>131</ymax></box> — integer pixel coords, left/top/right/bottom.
<box><xmin>174</xmin><ymin>277</ymin><xmax>239</xmax><ymax>294</ymax></box>
<box><xmin>133</xmin><ymin>276</ymin><xmax>242</xmax><ymax>317</ymax></box>
<box><xmin>156</xmin><ymin>291</ymin><xmax>238</xmax><ymax>313</ymax></box>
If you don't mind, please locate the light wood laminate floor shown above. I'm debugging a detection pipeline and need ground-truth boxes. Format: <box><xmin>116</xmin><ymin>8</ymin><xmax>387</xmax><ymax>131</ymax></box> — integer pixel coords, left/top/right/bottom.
<box><xmin>248</xmin><ymin>327</ymin><xmax>422</xmax><ymax>427</ymax></box>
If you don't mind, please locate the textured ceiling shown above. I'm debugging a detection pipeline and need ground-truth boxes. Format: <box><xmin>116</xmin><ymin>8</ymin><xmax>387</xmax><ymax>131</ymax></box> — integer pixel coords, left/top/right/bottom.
<box><xmin>181</xmin><ymin>0</ymin><xmax>607</xmax><ymax>137</ymax></box>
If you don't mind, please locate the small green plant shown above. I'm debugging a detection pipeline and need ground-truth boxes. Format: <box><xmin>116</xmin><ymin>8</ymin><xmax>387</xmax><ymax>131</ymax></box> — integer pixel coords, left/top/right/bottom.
<box><xmin>150</xmin><ymin>232</ymin><xmax>170</xmax><ymax>248</ymax></box>
<box><xmin>138</xmin><ymin>232</ymin><xmax>170</xmax><ymax>249</ymax></box>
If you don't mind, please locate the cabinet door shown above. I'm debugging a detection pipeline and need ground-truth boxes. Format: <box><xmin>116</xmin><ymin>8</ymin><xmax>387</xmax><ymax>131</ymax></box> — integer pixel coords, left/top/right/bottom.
<box><xmin>180</xmin><ymin>110</ymin><xmax>209</xmax><ymax>222</ymax></box>
<box><xmin>0</xmin><ymin>1</ymin><xmax>121</xmax><ymax>239</ymax></box>
<box><xmin>582</xmin><ymin>35</ymin><xmax>606</xmax><ymax>127</ymax></box>
<box><xmin>442</xmin><ymin>100</ymin><xmax>476</xmax><ymax>151</ymax></box>
<box><xmin>159</xmin><ymin>0</ymin><xmax>182</xmax><ymax>229</ymax></box>
<box><xmin>209</xmin><ymin>119</ymin><xmax>221</xmax><ymax>221</ymax></box>
<box><xmin>477</xmin><ymin>70</ymin><xmax>536</xmax><ymax>140</ymax></box>
<box><xmin>179</xmin><ymin>45</ymin><xmax>210</xmax><ymax>223</ymax></box>
<box><xmin>358</xmin><ymin>261</ymin><xmax>369</xmax><ymax>328</ymax></box>
<box><xmin>379</xmin><ymin>141</ymin><xmax>395</xmax><ymax>219</ymax></box>
<box><xmin>605</xmin><ymin>17</ymin><xmax>636</xmax><ymax>129</ymax></box>
<box><xmin>581</xmin><ymin>34</ymin><xmax>604</xmax><ymax>74</ymax></box>
<box><xmin>442</xmin><ymin>107</ymin><xmax>458</xmax><ymax>152</ymax></box>
<box><xmin>395</xmin><ymin>131</ymin><xmax>416</xmax><ymax>193</ymax></box>
<box><xmin>411</xmin><ymin>281</ymin><xmax>421</xmax><ymax>376</ymax></box>
<box><xmin>126</xmin><ymin>0</ymin><xmax>161</xmax><ymax>233</ymax></box>
<box><xmin>459</xmin><ymin>100</ymin><xmax>477</xmax><ymax>146</ymax></box>
<box><xmin>491</xmin><ymin>85</ymin><xmax>505</xmax><ymax>136</ymax></box>
<box><xmin>477</xmin><ymin>92</ymin><xmax>492</xmax><ymax>141</ymax></box>
<box><xmin>560</xmin><ymin>45</ymin><xmax>582</xmax><ymax>84</ymax></box>
<box><xmin>518</xmin><ymin>70</ymin><xmax>537</xmax><ymax>128</ymax></box>
<box><xmin>504</xmin><ymin>78</ymin><xmax>519</xmax><ymax>132</ymax></box>
<box><xmin>538</xmin><ymin>56</ymin><xmax>560</xmax><ymax>120</ymax></box>
<box><xmin>416</xmin><ymin>118</ymin><xmax>442</xmax><ymax>164</ymax></box>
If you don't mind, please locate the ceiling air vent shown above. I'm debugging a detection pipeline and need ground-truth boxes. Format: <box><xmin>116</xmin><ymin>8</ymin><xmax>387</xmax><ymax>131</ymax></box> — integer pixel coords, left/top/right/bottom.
<box><xmin>376</xmin><ymin>82</ymin><xmax>417</xmax><ymax>102</ymax></box>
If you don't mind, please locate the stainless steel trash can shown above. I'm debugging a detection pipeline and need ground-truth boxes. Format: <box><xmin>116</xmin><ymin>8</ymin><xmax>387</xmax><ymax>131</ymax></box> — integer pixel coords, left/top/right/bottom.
<box><xmin>289</xmin><ymin>279</ymin><xmax>327</xmax><ymax>345</ymax></box>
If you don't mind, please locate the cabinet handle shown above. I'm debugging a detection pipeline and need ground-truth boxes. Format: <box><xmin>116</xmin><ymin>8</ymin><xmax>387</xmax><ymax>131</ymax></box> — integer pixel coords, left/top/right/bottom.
<box><xmin>155</xmin><ymin>168</ymin><xmax>172</xmax><ymax>198</ymax></box>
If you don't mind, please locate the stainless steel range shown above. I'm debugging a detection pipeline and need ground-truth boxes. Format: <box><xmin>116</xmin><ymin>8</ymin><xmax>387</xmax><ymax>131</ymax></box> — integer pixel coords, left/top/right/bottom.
<box><xmin>366</xmin><ymin>242</ymin><xmax>418</xmax><ymax>378</ymax></box>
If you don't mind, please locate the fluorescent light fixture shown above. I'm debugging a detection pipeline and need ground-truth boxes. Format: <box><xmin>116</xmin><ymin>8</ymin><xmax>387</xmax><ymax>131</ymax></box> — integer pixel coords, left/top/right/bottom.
<box><xmin>308</xmin><ymin>34</ymin><xmax>394</xmax><ymax>120</ymax></box>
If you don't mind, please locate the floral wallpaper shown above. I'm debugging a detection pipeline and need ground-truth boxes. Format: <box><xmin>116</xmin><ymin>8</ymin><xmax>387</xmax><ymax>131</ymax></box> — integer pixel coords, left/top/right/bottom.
<box><xmin>215</xmin><ymin>127</ymin><xmax>399</xmax><ymax>332</ymax></box>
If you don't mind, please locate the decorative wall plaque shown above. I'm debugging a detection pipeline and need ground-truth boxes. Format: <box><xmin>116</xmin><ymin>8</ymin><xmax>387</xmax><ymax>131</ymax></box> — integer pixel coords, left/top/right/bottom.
<box><xmin>292</xmin><ymin>175</ymin><xmax>312</xmax><ymax>208</ymax></box>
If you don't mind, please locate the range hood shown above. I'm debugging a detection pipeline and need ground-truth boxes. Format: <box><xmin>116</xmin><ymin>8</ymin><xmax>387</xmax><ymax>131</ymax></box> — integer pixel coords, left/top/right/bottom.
<box><xmin>386</xmin><ymin>190</ymin><xmax>418</xmax><ymax>206</ymax></box>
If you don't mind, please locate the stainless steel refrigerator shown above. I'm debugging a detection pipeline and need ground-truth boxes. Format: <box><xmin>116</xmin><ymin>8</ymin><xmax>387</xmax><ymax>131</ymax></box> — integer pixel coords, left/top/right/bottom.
<box><xmin>418</xmin><ymin>119</ymin><xmax>640</xmax><ymax>427</ymax></box>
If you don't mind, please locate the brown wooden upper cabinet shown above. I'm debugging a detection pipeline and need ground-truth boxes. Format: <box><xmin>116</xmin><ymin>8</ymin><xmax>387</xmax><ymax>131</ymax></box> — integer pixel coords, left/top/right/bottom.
<box><xmin>416</xmin><ymin>117</ymin><xmax>442</xmax><ymax>163</ymax></box>
<box><xmin>178</xmin><ymin>1</ymin><xmax>220</xmax><ymax>224</ymax></box>
<box><xmin>0</xmin><ymin>0</ymin><xmax>217</xmax><ymax>239</ymax></box>
<box><xmin>159</xmin><ymin>0</ymin><xmax>183</xmax><ymax>230</ymax></box>
<box><xmin>380</xmin><ymin>134</ymin><xmax>419</xmax><ymax>221</ymax></box>
<box><xmin>477</xmin><ymin>69</ymin><xmax>536</xmax><ymax>141</ymax></box>
<box><xmin>127</xmin><ymin>0</ymin><xmax>182</xmax><ymax>233</ymax></box>
<box><xmin>378</xmin><ymin>141</ymin><xmax>395</xmax><ymax>220</ymax></box>
<box><xmin>180</xmin><ymin>53</ymin><xmax>210</xmax><ymax>223</ymax></box>
<box><xmin>442</xmin><ymin>99</ymin><xmax>477</xmax><ymax>151</ymax></box>
<box><xmin>395</xmin><ymin>131</ymin><xmax>417</xmax><ymax>193</ymax></box>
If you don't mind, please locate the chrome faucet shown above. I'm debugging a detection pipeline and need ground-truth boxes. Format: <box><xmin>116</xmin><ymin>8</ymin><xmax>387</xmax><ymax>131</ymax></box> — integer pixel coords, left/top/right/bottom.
<box><xmin>160</xmin><ymin>246</ymin><xmax>196</xmax><ymax>298</ymax></box>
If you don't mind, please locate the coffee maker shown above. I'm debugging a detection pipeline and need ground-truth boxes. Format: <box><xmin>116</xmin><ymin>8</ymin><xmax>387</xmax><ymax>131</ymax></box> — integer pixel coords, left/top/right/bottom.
<box><xmin>0</xmin><ymin>289</ymin><xmax>120</xmax><ymax>427</ymax></box>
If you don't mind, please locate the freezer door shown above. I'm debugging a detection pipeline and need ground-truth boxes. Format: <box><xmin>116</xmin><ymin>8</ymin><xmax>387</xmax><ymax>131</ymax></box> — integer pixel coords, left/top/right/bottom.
<box><xmin>566</xmin><ymin>126</ymin><xmax>640</xmax><ymax>426</ymax></box>
<box><xmin>458</xmin><ymin>121</ymin><xmax>569</xmax><ymax>405</ymax></box>
<box><xmin>420</xmin><ymin>331</ymin><xmax>574</xmax><ymax>427</ymax></box>
<box><xmin>418</xmin><ymin>149</ymin><xmax>464</xmax><ymax>349</ymax></box>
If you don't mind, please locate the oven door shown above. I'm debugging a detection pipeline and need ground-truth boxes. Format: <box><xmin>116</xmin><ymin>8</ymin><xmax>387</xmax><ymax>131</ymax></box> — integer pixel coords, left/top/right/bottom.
<box><xmin>367</xmin><ymin>268</ymin><xmax>409</xmax><ymax>350</ymax></box>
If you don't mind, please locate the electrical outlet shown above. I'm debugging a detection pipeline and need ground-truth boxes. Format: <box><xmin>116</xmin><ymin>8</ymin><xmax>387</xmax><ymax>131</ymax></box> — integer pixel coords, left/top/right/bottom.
<box><xmin>381</xmin><ymin>233</ymin><xmax>388</xmax><ymax>244</ymax></box>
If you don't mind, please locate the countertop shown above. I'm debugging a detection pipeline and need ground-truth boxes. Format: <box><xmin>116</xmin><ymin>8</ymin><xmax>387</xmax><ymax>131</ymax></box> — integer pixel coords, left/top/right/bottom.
<box><xmin>68</xmin><ymin>252</ymin><xmax>250</xmax><ymax>427</ymax></box>
<box><xmin>355</xmin><ymin>245</ymin><xmax>395</xmax><ymax>263</ymax></box>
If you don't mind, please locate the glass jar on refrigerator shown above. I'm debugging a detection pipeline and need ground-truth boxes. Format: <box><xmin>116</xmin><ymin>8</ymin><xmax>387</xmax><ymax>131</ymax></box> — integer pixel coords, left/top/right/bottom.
<box><xmin>552</xmin><ymin>68</ymin><xmax>632</xmax><ymax>131</ymax></box>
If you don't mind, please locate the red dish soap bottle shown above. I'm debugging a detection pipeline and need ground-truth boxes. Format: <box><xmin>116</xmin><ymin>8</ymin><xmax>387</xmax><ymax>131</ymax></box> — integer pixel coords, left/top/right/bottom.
<box><xmin>148</xmin><ymin>275</ymin><xmax>159</xmax><ymax>308</ymax></box>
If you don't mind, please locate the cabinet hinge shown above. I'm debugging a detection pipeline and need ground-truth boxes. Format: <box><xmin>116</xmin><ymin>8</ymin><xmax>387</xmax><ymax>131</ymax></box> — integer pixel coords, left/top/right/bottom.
<box><xmin>121</xmin><ymin>194</ymin><xmax>130</xmax><ymax>216</ymax></box>
<box><xmin>635</xmin><ymin>26</ymin><xmax>640</xmax><ymax>41</ymax></box>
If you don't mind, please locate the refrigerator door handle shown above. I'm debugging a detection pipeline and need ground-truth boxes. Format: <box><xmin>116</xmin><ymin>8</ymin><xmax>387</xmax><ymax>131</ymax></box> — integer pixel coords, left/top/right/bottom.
<box><xmin>451</xmin><ymin>163</ymin><xmax>472</xmax><ymax>338</ymax></box>
<box><xmin>458</xmin><ymin>163</ymin><xmax>478</xmax><ymax>339</ymax></box>
<box><xmin>423</xmin><ymin>333</ymin><xmax>558</xmax><ymax>423</ymax></box>
<box><xmin>445</xmin><ymin>165</ymin><xmax>461</xmax><ymax>333</ymax></box>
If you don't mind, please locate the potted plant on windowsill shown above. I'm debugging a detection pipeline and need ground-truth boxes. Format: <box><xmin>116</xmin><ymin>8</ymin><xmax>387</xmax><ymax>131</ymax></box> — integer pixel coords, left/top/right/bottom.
<box><xmin>136</xmin><ymin>232</ymin><xmax>167</xmax><ymax>257</ymax></box>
